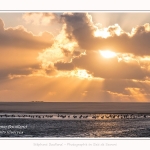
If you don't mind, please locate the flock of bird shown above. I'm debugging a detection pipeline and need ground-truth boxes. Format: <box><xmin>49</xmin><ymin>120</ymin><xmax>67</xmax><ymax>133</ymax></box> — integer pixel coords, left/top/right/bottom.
<box><xmin>0</xmin><ymin>113</ymin><xmax>149</xmax><ymax>120</ymax></box>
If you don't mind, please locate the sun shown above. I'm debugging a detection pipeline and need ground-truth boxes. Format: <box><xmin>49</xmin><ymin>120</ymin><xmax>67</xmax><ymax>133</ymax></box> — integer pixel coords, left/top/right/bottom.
<box><xmin>99</xmin><ymin>50</ymin><xmax>116</xmax><ymax>58</ymax></box>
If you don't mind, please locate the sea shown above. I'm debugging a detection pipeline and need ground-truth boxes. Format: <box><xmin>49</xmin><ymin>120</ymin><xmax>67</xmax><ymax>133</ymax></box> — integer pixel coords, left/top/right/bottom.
<box><xmin>0</xmin><ymin>113</ymin><xmax>150</xmax><ymax>137</ymax></box>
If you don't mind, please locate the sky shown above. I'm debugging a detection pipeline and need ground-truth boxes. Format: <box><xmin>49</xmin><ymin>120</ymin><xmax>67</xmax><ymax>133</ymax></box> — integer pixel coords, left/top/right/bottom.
<box><xmin>1</xmin><ymin>12</ymin><xmax>150</xmax><ymax>102</ymax></box>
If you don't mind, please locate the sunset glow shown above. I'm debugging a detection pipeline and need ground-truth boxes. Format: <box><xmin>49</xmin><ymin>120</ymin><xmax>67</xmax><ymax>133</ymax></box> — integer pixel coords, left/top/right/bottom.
<box><xmin>0</xmin><ymin>12</ymin><xmax>150</xmax><ymax>102</ymax></box>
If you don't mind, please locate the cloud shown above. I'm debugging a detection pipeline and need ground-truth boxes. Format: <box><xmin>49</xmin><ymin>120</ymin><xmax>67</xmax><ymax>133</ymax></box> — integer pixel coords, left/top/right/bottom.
<box><xmin>19</xmin><ymin>13</ymin><xmax>150</xmax><ymax>81</ymax></box>
<box><xmin>54</xmin><ymin>61</ymin><xmax>75</xmax><ymax>70</ymax></box>
<box><xmin>0</xmin><ymin>18</ymin><xmax>54</xmax><ymax>50</ymax></box>
<box><xmin>61</xmin><ymin>13</ymin><xmax>150</xmax><ymax>56</ymax></box>
<box><xmin>38</xmin><ymin>23</ymin><xmax>85</xmax><ymax>70</ymax></box>
<box><xmin>91</xmin><ymin>13</ymin><xmax>150</xmax><ymax>33</ymax></box>
<box><xmin>37</xmin><ymin>13</ymin><xmax>150</xmax><ymax>80</ymax></box>
<box><xmin>22</xmin><ymin>13</ymin><xmax>59</xmax><ymax>26</ymax></box>
<box><xmin>0</xmin><ymin>18</ymin><xmax>55</xmax><ymax>80</ymax></box>
<box><xmin>102</xmin><ymin>79</ymin><xmax>150</xmax><ymax>102</ymax></box>
<box><xmin>0</xmin><ymin>64</ymin><xmax>40</xmax><ymax>80</ymax></box>
<box><xmin>61</xmin><ymin>13</ymin><xmax>97</xmax><ymax>50</ymax></box>
<box><xmin>99</xmin><ymin>24</ymin><xmax>150</xmax><ymax>56</ymax></box>
<box><xmin>54</xmin><ymin>50</ymin><xmax>149</xmax><ymax>79</ymax></box>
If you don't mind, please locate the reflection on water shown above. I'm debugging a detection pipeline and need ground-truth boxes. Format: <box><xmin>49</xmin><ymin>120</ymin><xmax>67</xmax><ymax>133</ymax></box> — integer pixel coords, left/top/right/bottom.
<box><xmin>0</xmin><ymin>113</ymin><xmax>150</xmax><ymax>137</ymax></box>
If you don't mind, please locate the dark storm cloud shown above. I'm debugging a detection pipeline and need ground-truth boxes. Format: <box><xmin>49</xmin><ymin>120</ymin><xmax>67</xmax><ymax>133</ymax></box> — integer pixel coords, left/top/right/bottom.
<box><xmin>0</xmin><ymin>18</ymin><xmax>54</xmax><ymax>50</ymax></box>
<box><xmin>62</xmin><ymin>13</ymin><xmax>150</xmax><ymax>56</ymax></box>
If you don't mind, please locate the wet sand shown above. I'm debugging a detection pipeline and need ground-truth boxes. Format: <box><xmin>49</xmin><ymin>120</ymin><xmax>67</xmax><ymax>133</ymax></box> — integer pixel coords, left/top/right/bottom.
<box><xmin>0</xmin><ymin>102</ymin><xmax>150</xmax><ymax>114</ymax></box>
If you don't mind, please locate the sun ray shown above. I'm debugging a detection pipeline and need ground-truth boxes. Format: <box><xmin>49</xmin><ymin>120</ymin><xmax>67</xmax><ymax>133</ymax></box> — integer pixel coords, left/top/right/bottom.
<box><xmin>125</xmin><ymin>88</ymin><xmax>148</xmax><ymax>102</ymax></box>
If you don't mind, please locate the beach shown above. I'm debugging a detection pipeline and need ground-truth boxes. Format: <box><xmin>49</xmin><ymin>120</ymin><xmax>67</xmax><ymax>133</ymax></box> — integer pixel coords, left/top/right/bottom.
<box><xmin>0</xmin><ymin>102</ymin><xmax>150</xmax><ymax>137</ymax></box>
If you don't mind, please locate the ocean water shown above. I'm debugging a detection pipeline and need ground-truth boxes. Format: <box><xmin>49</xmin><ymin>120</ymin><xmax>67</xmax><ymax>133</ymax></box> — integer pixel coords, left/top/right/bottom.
<box><xmin>0</xmin><ymin>113</ymin><xmax>150</xmax><ymax>137</ymax></box>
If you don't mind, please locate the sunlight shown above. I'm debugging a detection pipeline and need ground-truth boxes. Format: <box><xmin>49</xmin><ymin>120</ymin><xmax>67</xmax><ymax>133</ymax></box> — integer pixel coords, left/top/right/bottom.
<box><xmin>94</xmin><ymin>28</ymin><xmax>110</xmax><ymax>38</ymax></box>
<box><xmin>70</xmin><ymin>69</ymin><xmax>92</xmax><ymax>79</ymax></box>
<box><xmin>99</xmin><ymin>50</ymin><xmax>116</xmax><ymax>58</ymax></box>
<box><xmin>125</xmin><ymin>88</ymin><xmax>148</xmax><ymax>102</ymax></box>
<box><xmin>77</xmin><ymin>70</ymin><xmax>92</xmax><ymax>79</ymax></box>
